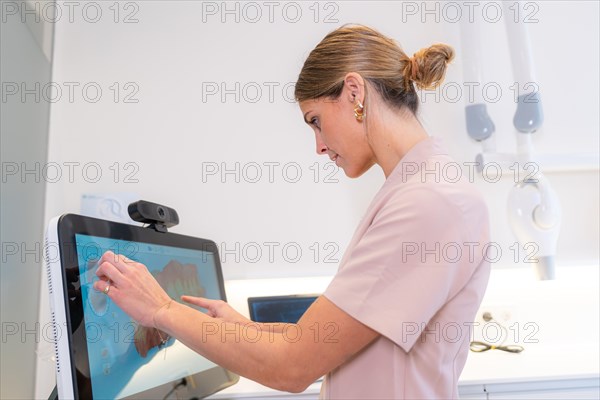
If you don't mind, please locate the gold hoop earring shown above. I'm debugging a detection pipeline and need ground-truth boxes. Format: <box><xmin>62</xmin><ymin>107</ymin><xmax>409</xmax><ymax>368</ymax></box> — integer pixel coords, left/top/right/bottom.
<box><xmin>354</xmin><ymin>100</ymin><xmax>365</xmax><ymax>122</ymax></box>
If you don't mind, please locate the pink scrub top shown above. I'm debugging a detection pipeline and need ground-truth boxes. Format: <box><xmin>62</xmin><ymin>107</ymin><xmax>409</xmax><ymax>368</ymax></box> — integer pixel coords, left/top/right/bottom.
<box><xmin>320</xmin><ymin>136</ymin><xmax>491</xmax><ymax>399</ymax></box>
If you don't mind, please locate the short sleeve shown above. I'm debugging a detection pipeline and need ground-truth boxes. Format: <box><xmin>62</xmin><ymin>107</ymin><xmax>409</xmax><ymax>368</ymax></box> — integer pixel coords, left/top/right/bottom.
<box><xmin>323</xmin><ymin>186</ymin><xmax>475</xmax><ymax>352</ymax></box>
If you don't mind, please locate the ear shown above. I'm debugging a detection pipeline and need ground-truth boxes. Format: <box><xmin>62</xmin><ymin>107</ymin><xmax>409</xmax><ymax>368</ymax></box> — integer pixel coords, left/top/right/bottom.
<box><xmin>342</xmin><ymin>72</ymin><xmax>366</xmax><ymax>104</ymax></box>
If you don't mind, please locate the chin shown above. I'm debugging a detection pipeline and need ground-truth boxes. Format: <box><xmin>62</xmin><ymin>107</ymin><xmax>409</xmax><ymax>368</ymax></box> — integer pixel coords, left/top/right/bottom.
<box><xmin>341</xmin><ymin>164</ymin><xmax>371</xmax><ymax>179</ymax></box>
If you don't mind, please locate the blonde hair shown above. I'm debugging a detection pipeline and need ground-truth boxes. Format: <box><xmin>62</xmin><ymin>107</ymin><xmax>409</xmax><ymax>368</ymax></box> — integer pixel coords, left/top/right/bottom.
<box><xmin>294</xmin><ymin>24</ymin><xmax>454</xmax><ymax>115</ymax></box>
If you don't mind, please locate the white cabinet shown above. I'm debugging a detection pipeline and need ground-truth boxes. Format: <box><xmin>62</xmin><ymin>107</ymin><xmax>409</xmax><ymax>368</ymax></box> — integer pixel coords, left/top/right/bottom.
<box><xmin>211</xmin><ymin>376</ymin><xmax>600</xmax><ymax>399</ymax></box>
<box><xmin>488</xmin><ymin>388</ymin><xmax>600</xmax><ymax>399</ymax></box>
<box><xmin>459</xmin><ymin>384</ymin><xmax>488</xmax><ymax>399</ymax></box>
<box><xmin>459</xmin><ymin>377</ymin><xmax>600</xmax><ymax>400</ymax></box>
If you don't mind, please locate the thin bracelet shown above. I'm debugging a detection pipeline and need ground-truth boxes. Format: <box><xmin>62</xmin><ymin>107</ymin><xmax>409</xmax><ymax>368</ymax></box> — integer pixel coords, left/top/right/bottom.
<box><xmin>153</xmin><ymin>299</ymin><xmax>173</xmax><ymax>348</ymax></box>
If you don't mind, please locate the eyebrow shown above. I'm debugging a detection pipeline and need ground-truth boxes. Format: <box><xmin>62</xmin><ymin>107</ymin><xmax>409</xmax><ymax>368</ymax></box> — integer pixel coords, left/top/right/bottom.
<box><xmin>303</xmin><ymin>111</ymin><xmax>312</xmax><ymax>125</ymax></box>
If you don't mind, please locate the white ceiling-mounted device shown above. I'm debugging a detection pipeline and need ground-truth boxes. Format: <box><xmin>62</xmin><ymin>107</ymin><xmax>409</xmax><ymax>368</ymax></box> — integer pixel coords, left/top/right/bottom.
<box><xmin>460</xmin><ymin>1</ymin><xmax>562</xmax><ymax>280</ymax></box>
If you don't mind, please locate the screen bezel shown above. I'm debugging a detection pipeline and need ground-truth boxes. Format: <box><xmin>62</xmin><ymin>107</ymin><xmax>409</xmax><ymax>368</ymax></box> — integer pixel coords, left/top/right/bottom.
<box><xmin>55</xmin><ymin>213</ymin><xmax>238</xmax><ymax>399</ymax></box>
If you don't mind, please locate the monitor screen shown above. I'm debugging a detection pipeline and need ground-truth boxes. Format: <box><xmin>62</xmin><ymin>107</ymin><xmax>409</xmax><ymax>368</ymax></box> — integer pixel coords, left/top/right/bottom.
<box><xmin>46</xmin><ymin>214</ymin><xmax>238</xmax><ymax>399</ymax></box>
<box><xmin>248</xmin><ymin>295</ymin><xmax>319</xmax><ymax>323</ymax></box>
<box><xmin>76</xmin><ymin>234</ymin><xmax>221</xmax><ymax>399</ymax></box>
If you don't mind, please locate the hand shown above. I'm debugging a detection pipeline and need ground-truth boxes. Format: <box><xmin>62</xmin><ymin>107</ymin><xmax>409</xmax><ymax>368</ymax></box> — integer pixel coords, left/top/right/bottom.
<box><xmin>181</xmin><ymin>296</ymin><xmax>250</xmax><ymax>325</ymax></box>
<box><xmin>93</xmin><ymin>251</ymin><xmax>171</xmax><ymax>327</ymax></box>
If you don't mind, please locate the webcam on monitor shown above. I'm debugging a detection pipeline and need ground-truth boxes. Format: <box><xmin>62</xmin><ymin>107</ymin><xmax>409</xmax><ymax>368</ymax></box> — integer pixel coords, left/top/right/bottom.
<box><xmin>127</xmin><ymin>200</ymin><xmax>179</xmax><ymax>233</ymax></box>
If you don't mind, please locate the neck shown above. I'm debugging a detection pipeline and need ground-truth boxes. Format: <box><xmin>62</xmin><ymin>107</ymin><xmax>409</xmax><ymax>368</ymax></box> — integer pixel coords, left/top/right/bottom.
<box><xmin>366</xmin><ymin>104</ymin><xmax>430</xmax><ymax>179</ymax></box>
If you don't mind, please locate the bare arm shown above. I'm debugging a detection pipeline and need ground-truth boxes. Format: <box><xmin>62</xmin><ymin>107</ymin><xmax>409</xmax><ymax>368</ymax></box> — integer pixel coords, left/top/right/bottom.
<box><xmin>157</xmin><ymin>296</ymin><xmax>378</xmax><ymax>392</ymax></box>
<box><xmin>180</xmin><ymin>295</ymin><xmax>289</xmax><ymax>334</ymax></box>
<box><xmin>95</xmin><ymin>252</ymin><xmax>379</xmax><ymax>393</ymax></box>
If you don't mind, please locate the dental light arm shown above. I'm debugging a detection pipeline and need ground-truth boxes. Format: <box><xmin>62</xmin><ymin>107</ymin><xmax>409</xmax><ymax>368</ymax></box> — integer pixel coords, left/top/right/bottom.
<box><xmin>507</xmin><ymin>174</ymin><xmax>562</xmax><ymax>280</ymax></box>
<box><xmin>459</xmin><ymin>10</ymin><xmax>495</xmax><ymax>152</ymax></box>
<box><xmin>460</xmin><ymin>1</ymin><xmax>562</xmax><ymax>279</ymax></box>
<box><xmin>503</xmin><ymin>1</ymin><xmax>562</xmax><ymax>280</ymax></box>
<box><xmin>503</xmin><ymin>0</ymin><xmax>544</xmax><ymax>160</ymax></box>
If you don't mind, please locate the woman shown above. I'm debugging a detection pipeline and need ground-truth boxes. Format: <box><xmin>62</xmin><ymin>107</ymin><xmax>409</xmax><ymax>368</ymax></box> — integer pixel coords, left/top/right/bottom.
<box><xmin>95</xmin><ymin>24</ymin><xmax>491</xmax><ymax>399</ymax></box>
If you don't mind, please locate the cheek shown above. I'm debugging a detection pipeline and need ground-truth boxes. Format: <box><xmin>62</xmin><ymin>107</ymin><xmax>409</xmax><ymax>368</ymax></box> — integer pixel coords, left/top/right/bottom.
<box><xmin>346</xmin><ymin>128</ymin><xmax>369</xmax><ymax>155</ymax></box>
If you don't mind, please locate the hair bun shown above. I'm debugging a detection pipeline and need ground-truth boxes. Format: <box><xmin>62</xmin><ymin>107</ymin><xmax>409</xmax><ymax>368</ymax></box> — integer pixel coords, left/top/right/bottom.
<box><xmin>406</xmin><ymin>43</ymin><xmax>454</xmax><ymax>90</ymax></box>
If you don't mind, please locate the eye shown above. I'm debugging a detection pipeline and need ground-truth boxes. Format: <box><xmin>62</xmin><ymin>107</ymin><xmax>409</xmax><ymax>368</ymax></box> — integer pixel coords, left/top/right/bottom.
<box><xmin>310</xmin><ymin>117</ymin><xmax>320</xmax><ymax>129</ymax></box>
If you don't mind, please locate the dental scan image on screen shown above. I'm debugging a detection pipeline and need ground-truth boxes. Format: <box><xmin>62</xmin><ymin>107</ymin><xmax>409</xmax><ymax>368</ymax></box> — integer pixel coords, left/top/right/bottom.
<box><xmin>75</xmin><ymin>234</ymin><xmax>221</xmax><ymax>399</ymax></box>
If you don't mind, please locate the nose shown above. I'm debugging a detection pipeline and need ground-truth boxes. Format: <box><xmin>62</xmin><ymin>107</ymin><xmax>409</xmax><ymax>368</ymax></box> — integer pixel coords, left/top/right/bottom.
<box><xmin>315</xmin><ymin>132</ymin><xmax>328</xmax><ymax>155</ymax></box>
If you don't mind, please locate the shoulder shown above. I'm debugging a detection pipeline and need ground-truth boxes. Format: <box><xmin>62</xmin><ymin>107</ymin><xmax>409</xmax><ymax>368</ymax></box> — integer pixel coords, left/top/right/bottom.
<box><xmin>376</xmin><ymin>171</ymin><xmax>489</xmax><ymax>230</ymax></box>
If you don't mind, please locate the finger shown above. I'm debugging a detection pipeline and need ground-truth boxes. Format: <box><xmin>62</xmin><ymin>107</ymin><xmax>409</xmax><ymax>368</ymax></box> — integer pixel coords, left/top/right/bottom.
<box><xmin>96</xmin><ymin>261</ymin><xmax>125</xmax><ymax>286</ymax></box>
<box><xmin>101</xmin><ymin>251</ymin><xmax>138</xmax><ymax>275</ymax></box>
<box><xmin>181</xmin><ymin>296</ymin><xmax>217</xmax><ymax>316</ymax></box>
<box><xmin>93</xmin><ymin>279</ymin><xmax>118</xmax><ymax>298</ymax></box>
<box><xmin>86</xmin><ymin>257</ymin><xmax>100</xmax><ymax>271</ymax></box>
<box><xmin>100</xmin><ymin>250</ymin><xmax>116</xmax><ymax>264</ymax></box>
<box><xmin>181</xmin><ymin>295</ymin><xmax>213</xmax><ymax>308</ymax></box>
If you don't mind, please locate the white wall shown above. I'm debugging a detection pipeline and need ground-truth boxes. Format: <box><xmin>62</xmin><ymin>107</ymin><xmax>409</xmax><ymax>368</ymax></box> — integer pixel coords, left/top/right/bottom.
<box><xmin>43</xmin><ymin>0</ymin><xmax>599</xmax><ymax>280</ymax></box>
<box><xmin>31</xmin><ymin>1</ymin><xmax>599</xmax><ymax>397</ymax></box>
<box><xmin>1</xmin><ymin>3</ymin><xmax>53</xmax><ymax>398</ymax></box>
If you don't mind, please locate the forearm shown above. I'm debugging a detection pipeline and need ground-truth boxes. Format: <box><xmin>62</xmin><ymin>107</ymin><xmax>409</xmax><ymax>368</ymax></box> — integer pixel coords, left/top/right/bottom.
<box><xmin>256</xmin><ymin>322</ymin><xmax>292</xmax><ymax>334</ymax></box>
<box><xmin>154</xmin><ymin>301</ymin><xmax>304</xmax><ymax>392</ymax></box>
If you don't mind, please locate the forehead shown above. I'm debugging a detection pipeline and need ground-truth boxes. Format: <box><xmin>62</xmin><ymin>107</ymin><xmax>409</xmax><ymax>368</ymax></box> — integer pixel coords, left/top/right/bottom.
<box><xmin>299</xmin><ymin>97</ymin><xmax>339</xmax><ymax>113</ymax></box>
<box><xmin>299</xmin><ymin>99</ymin><xmax>320</xmax><ymax>113</ymax></box>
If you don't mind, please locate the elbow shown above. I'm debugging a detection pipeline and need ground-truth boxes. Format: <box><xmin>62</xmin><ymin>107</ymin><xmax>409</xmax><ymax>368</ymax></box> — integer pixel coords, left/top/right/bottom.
<box><xmin>261</xmin><ymin>339</ymin><xmax>320</xmax><ymax>393</ymax></box>
<box><xmin>284</xmin><ymin>376</ymin><xmax>312</xmax><ymax>394</ymax></box>
<box><xmin>279</xmin><ymin>378</ymin><xmax>312</xmax><ymax>394</ymax></box>
<box><xmin>269</xmin><ymin>364</ymin><xmax>314</xmax><ymax>393</ymax></box>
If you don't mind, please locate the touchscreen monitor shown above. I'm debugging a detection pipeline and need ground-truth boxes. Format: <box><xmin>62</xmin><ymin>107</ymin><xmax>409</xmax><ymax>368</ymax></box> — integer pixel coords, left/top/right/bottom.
<box><xmin>45</xmin><ymin>214</ymin><xmax>238</xmax><ymax>399</ymax></box>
